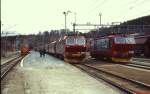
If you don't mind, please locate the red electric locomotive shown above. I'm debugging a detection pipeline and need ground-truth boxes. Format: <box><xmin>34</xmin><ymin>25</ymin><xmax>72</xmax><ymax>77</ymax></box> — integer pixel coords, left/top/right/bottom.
<box><xmin>90</xmin><ymin>35</ymin><xmax>135</xmax><ymax>63</ymax></box>
<box><xmin>46</xmin><ymin>35</ymin><xmax>87</xmax><ymax>62</ymax></box>
<box><xmin>64</xmin><ymin>35</ymin><xmax>87</xmax><ymax>59</ymax></box>
<box><xmin>20</xmin><ymin>44</ymin><xmax>30</xmax><ymax>56</ymax></box>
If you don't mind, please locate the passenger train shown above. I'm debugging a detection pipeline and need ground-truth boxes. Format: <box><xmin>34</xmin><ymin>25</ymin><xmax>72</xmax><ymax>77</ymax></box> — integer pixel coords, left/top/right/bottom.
<box><xmin>89</xmin><ymin>35</ymin><xmax>136</xmax><ymax>63</ymax></box>
<box><xmin>44</xmin><ymin>35</ymin><xmax>87</xmax><ymax>62</ymax></box>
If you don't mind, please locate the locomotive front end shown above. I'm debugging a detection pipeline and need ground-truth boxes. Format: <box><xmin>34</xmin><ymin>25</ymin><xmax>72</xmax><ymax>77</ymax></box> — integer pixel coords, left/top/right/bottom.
<box><xmin>111</xmin><ymin>36</ymin><xmax>136</xmax><ymax>63</ymax></box>
<box><xmin>64</xmin><ymin>36</ymin><xmax>87</xmax><ymax>59</ymax></box>
<box><xmin>20</xmin><ymin>44</ymin><xmax>29</xmax><ymax>56</ymax></box>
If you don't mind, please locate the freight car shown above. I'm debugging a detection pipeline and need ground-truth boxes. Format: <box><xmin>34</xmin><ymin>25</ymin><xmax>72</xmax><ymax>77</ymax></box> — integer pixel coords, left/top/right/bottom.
<box><xmin>90</xmin><ymin>34</ymin><xmax>135</xmax><ymax>63</ymax></box>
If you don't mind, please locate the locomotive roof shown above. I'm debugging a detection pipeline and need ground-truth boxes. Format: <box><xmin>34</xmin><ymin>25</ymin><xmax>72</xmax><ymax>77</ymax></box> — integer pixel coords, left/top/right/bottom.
<box><xmin>131</xmin><ymin>34</ymin><xmax>150</xmax><ymax>39</ymax></box>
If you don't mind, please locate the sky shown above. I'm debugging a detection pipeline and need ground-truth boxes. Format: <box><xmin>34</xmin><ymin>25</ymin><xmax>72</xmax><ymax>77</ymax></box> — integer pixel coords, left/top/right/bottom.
<box><xmin>1</xmin><ymin>0</ymin><xmax>150</xmax><ymax>35</ymax></box>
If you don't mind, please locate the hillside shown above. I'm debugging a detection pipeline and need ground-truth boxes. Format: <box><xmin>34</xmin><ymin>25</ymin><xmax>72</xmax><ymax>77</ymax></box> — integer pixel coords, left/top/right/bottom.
<box><xmin>122</xmin><ymin>15</ymin><xmax>150</xmax><ymax>25</ymax></box>
<box><xmin>86</xmin><ymin>15</ymin><xmax>150</xmax><ymax>38</ymax></box>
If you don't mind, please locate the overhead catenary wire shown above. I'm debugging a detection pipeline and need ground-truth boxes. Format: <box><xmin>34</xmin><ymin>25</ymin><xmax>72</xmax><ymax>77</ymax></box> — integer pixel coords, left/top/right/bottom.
<box><xmin>88</xmin><ymin>0</ymin><xmax>109</xmax><ymax>14</ymax></box>
<box><xmin>128</xmin><ymin>0</ymin><xmax>148</xmax><ymax>10</ymax></box>
<box><xmin>109</xmin><ymin>0</ymin><xmax>150</xmax><ymax>24</ymax></box>
<box><xmin>82</xmin><ymin>0</ymin><xmax>109</xmax><ymax>28</ymax></box>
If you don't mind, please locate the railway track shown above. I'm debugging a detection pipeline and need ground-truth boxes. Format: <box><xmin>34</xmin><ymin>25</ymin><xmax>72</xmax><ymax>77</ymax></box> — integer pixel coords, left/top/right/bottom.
<box><xmin>90</xmin><ymin>58</ymin><xmax>150</xmax><ymax>70</ymax></box>
<box><xmin>131</xmin><ymin>58</ymin><xmax>150</xmax><ymax>66</ymax></box>
<box><xmin>1</xmin><ymin>56</ymin><xmax>23</xmax><ymax>80</ymax></box>
<box><xmin>73</xmin><ymin>63</ymin><xmax>150</xmax><ymax>94</ymax></box>
<box><xmin>125</xmin><ymin>63</ymin><xmax>150</xmax><ymax>70</ymax></box>
<box><xmin>132</xmin><ymin>58</ymin><xmax>150</xmax><ymax>63</ymax></box>
<box><xmin>125</xmin><ymin>58</ymin><xmax>150</xmax><ymax>70</ymax></box>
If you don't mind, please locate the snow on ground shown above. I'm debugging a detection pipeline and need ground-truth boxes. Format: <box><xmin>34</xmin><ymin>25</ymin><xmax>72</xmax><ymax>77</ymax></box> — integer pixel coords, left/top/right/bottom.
<box><xmin>1</xmin><ymin>51</ymin><xmax>20</xmax><ymax>65</ymax></box>
<box><xmin>2</xmin><ymin>51</ymin><xmax>123</xmax><ymax>94</ymax></box>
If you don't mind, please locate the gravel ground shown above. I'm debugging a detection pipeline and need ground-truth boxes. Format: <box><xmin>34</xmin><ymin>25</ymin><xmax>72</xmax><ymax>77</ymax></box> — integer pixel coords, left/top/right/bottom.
<box><xmin>86</xmin><ymin>61</ymin><xmax>150</xmax><ymax>85</ymax></box>
<box><xmin>1</xmin><ymin>51</ymin><xmax>123</xmax><ymax>94</ymax></box>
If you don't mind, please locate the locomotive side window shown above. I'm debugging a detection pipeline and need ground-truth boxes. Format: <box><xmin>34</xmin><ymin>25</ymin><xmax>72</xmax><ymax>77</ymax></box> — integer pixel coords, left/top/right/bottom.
<box><xmin>66</xmin><ymin>38</ymin><xmax>75</xmax><ymax>45</ymax></box>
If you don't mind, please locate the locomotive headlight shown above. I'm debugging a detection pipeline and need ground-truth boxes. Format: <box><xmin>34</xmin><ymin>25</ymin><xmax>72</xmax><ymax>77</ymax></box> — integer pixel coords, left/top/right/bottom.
<box><xmin>129</xmin><ymin>51</ymin><xmax>134</xmax><ymax>54</ymax></box>
<box><xmin>81</xmin><ymin>52</ymin><xmax>85</xmax><ymax>54</ymax></box>
<box><xmin>65</xmin><ymin>52</ymin><xmax>69</xmax><ymax>55</ymax></box>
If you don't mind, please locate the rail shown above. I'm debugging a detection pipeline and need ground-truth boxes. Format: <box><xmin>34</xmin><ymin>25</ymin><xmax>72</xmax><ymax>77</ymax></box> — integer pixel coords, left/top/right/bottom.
<box><xmin>125</xmin><ymin>63</ymin><xmax>150</xmax><ymax>70</ymax></box>
<box><xmin>1</xmin><ymin>56</ymin><xmax>23</xmax><ymax>80</ymax></box>
<box><xmin>132</xmin><ymin>58</ymin><xmax>150</xmax><ymax>63</ymax></box>
<box><xmin>128</xmin><ymin>58</ymin><xmax>150</xmax><ymax>70</ymax></box>
<box><xmin>73</xmin><ymin>63</ymin><xmax>150</xmax><ymax>94</ymax></box>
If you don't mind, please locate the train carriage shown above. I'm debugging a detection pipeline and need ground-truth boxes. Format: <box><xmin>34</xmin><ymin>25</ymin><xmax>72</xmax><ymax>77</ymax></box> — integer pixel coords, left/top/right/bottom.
<box><xmin>55</xmin><ymin>38</ymin><xmax>65</xmax><ymax>59</ymax></box>
<box><xmin>48</xmin><ymin>41</ymin><xmax>56</xmax><ymax>56</ymax></box>
<box><xmin>90</xmin><ymin>35</ymin><xmax>135</xmax><ymax>63</ymax></box>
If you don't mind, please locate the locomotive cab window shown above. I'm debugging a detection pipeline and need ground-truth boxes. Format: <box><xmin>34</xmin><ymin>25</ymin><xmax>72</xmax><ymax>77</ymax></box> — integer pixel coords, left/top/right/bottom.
<box><xmin>126</xmin><ymin>37</ymin><xmax>135</xmax><ymax>44</ymax></box>
<box><xmin>76</xmin><ymin>37</ymin><xmax>86</xmax><ymax>45</ymax></box>
<box><xmin>115</xmin><ymin>37</ymin><xmax>135</xmax><ymax>44</ymax></box>
<box><xmin>97</xmin><ymin>38</ymin><xmax>109</xmax><ymax>51</ymax></box>
<box><xmin>66</xmin><ymin>38</ymin><xmax>75</xmax><ymax>45</ymax></box>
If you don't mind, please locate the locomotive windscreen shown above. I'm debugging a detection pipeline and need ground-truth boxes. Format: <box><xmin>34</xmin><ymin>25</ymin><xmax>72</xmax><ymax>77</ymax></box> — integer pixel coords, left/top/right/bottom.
<box><xmin>115</xmin><ymin>37</ymin><xmax>135</xmax><ymax>44</ymax></box>
<box><xmin>66</xmin><ymin>36</ymin><xmax>86</xmax><ymax>45</ymax></box>
<box><xmin>76</xmin><ymin>37</ymin><xmax>86</xmax><ymax>45</ymax></box>
<box><xmin>66</xmin><ymin>37</ymin><xmax>75</xmax><ymax>45</ymax></box>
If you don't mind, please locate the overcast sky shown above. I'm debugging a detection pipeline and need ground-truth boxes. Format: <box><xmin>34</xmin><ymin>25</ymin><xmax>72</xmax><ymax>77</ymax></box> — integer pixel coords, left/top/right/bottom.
<box><xmin>1</xmin><ymin>0</ymin><xmax>150</xmax><ymax>34</ymax></box>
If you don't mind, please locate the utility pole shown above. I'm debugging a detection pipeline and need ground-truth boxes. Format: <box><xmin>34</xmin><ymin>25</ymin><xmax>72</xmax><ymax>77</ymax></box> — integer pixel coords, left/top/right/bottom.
<box><xmin>73</xmin><ymin>12</ymin><xmax>77</xmax><ymax>33</ymax></box>
<box><xmin>63</xmin><ymin>12</ymin><xmax>67</xmax><ymax>35</ymax></box>
<box><xmin>99</xmin><ymin>13</ymin><xmax>102</xmax><ymax>26</ymax></box>
<box><xmin>73</xmin><ymin>23</ymin><xmax>75</xmax><ymax>33</ymax></box>
<box><xmin>63</xmin><ymin>11</ymin><xmax>71</xmax><ymax>34</ymax></box>
<box><xmin>74</xmin><ymin>12</ymin><xmax>77</xmax><ymax>24</ymax></box>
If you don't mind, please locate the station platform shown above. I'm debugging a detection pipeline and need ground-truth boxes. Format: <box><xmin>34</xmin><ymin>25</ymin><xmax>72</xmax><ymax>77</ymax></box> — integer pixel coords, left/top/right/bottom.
<box><xmin>1</xmin><ymin>51</ymin><xmax>123</xmax><ymax>94</ymax></box>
